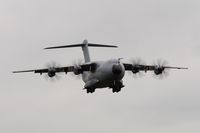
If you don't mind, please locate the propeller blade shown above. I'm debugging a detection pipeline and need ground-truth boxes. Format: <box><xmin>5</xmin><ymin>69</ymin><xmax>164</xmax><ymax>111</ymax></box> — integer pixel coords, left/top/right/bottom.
<box><xmin>153</xmin><ymin>59</ymin><xmax>169</xmax><ymax>79</ymax></box>
<box><xmin>70</xmin><ymin>59</ymin><xmax>83</xmax><ymax>79</ymax></box>
<box><xmin>44</xmin><ymin>61</ymin><xmax>62</xmax><ymax>81</ymax></box>
<box><xmin>129</xmin><ymin>57</ymin><xmax>145</xmax><ymax>78</ymax></box>
<box><xmin>131</xmin><ymin>57</ymin><xmax>145</xmax><ymax>66</ymax></box>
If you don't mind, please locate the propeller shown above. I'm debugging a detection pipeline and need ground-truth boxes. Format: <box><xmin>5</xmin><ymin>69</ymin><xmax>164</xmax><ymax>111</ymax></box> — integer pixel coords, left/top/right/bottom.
<box><xmin>130</xmin><ymin>58</ymin><xmax>145</xmax><ymax>78</ymax></box>
<box><xmin>71</xmin><ymin>59</ymin><xmax>83</xmax><ymax>79</ymax></box>
<box><xmin>44</xmin><ymin>61</ymin><xmax>61</xmax><ymax>82</ymax></box>
<box><xmin>153</xmin><ymin>59</ymin><xmax>170</xmax><ymax>79</ymax></box>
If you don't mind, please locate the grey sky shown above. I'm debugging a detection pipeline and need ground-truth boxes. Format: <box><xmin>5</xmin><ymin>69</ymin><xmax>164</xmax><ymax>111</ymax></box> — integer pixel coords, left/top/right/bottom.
<box><xmin>0</xmin><ymin>0</ymin><xmax>200</xmax><ymax>133</ymax></box>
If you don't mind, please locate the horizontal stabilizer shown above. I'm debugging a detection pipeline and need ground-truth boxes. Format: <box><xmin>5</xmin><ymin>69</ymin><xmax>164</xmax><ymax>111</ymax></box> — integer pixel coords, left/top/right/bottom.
<box><xmin>44</xmin><ymin>40</ymin><xmax>117</xmax><ymax>62</ymax></box>
<box><xmin>44</xmin><ymin>43</ymin><xmax>118</xmax><ymax>50</ymax></box>
<box><xmin>88</xmin><ymin>44</ymin><xmax>118</xmax><ymax>48</ymax></box>
<box><xmin>13</xmin><ymin>70</ymin><xmax>35</xmax><ymax>73</ymax></box>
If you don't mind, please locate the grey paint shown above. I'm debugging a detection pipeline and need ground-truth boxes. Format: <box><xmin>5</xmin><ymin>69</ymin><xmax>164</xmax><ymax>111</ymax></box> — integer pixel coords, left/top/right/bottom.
<box><xmin>81</xmin><ymin>40</ymin><xmax>91</xmax><ymax>62</ymax></box>
<box><xmin>0</xmin><ymin>0</ymin><xmax>200</xmax><ymax>133</ymax></box>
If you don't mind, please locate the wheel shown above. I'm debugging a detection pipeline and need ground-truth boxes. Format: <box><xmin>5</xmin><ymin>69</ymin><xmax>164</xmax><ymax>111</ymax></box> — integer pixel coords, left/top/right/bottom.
<box><xmin>116</xmin><ymin>87</ymin><xmax>121</xmax><ymax>92</ymax></box>
<box><xmin>112</xmin><ymin>86</ymin><xmax>121</xmax><ymax>93</ymax></box>
<box><xmin>86</xmin><ymin>88</ymin><xmax>95</xmax><ymax>93</ymax></box>
<box><xmin>90</xmin><ymin>88</ymin><xmax>95</xmax><ymax>93</ymax></box>
<box><xmin>87</xmin><ymin>89</ymin><xmax>90</xmax><ymax>93</ymax></box>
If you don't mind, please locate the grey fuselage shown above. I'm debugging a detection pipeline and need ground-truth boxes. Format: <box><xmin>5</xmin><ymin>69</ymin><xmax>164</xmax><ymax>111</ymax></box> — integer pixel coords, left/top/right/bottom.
<box><xmin>82</xmin><ymin>59</ymin><xmax>125</xmax><ymax>89</ymax></box>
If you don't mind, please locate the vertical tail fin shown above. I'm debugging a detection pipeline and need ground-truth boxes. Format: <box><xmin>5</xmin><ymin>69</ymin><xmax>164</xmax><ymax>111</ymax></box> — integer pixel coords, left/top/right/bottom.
<box><xmin>44</xmin><ymin>40</ymin><xmax>118</xmax><ymax>63</ymax></box>
<box><xmin>81</xmin><ymin>40</ymin><xmax>91</xmax><ymax>63</ymax></box>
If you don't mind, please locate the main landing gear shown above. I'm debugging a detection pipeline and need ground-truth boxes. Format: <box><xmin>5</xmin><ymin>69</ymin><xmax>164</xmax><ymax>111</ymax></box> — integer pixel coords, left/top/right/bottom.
<box><xmin>112</xmin><ymin>86</ymin><xmax>121</xmax><ymax>93</ymax></box>
<box><xmin>86</xmin><ymin>87</ymin><xmax>95</xmax><ymax>93</ymax></box>
<box><xmin>112</xmin><ymin>80</ymin><xmax>124</xmax><ymax>93</ymax></box>
<box><xmin>85</xmin><ymin>80</ymin><xmax>124</xmax><ymax>93</ymax></box>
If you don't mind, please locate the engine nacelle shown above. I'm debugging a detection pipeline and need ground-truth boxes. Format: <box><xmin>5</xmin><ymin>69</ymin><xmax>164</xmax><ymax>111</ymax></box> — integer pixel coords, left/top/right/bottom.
<box><xmin>48</xmin><ymin>70</ymin><xmax>56</xmax><ymax>77</ymax></box>
<box><xmin>154</xmin><ymin>67</ymin><xmax>164</xmax><ymax>75</ymax></box>
<box><xmin>73</xmin><ymin>67</ymin><xmax>83</xmax><ymax>75</ymax></box>
<box><xmin>132</xmin><ymin>67</ymin><xmax>139</xmax><ymax>74</ymax></box>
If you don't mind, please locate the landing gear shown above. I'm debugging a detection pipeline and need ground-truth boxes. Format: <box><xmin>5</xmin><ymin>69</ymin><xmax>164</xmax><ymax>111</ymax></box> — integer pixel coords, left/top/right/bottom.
<box><xmin>112</xmin><ymin>86</ymin><xmax>121</xmax><ymax>93</ymax></box>
<box><xmin>112</xmin><ymin>80</ymin><xmax>124</xmax><ymax>93</ymax></box>
<box><xmin>86</xmin><ymin>87</ymin><xmax>95</xmax><ymax>93</ymax></box>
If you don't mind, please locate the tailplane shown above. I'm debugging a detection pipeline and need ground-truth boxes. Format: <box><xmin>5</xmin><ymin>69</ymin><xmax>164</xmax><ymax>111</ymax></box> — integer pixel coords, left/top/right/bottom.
<box><xmin>44</xmin><ymin>40</ymin><xmax>118</xmax><ymax>63</ymax></box>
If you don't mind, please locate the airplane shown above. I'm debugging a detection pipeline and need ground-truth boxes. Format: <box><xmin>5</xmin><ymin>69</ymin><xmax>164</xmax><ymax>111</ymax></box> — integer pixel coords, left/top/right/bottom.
<box><xmin>13</xmin><ymin>40</ymin><xmax>188</xmax><ymax>93</ymax></box>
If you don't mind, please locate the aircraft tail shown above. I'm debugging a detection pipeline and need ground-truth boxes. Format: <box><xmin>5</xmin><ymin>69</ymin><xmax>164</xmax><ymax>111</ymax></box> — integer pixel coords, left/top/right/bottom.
<box><xmin>44</xmin><ymin>40</ymin><xmax>118</xmax><ymax>63</ymax></box>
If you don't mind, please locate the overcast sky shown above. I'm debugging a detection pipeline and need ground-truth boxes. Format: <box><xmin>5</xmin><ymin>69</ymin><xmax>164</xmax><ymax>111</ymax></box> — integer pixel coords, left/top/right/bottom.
<box><xmin>0</xmin><ymin>0</ymin><xmax>200</xmax><ymax>133</ymax></box>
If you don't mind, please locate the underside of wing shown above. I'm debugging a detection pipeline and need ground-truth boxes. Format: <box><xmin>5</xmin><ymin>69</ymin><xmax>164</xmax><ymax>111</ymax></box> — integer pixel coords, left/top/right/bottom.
<box><xmin>123</xmin><ymin>63</ymin><xmax>188</xmax><ymax>77</ymax></box>
<box><xmin>13</xmin><ymin>62</ymin><xmax>97</xmax><ymax>78</ymax></box>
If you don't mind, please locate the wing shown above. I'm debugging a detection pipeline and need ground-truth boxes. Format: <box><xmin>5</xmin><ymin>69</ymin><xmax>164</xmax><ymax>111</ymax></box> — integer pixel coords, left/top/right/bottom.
<box><xmin>13</xmin><ymin>63</ymin><xmax>97</xmax><ymax>75</ymax></box>
<box><xmin>13</xmin><ymin>66</ymin><xmax>73</xmax><ymax>74</ymax></box>
<box><xmin>123</xmin><ymin>63</ymin><xmax>188</xmax><ymax>73</ymax></box>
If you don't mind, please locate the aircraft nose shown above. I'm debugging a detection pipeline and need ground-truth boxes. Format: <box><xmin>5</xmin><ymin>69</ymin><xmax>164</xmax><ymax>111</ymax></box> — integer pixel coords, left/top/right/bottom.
<box><xmin>112</xmin><ymin>64</ymin><xmax>122</xmax><ymax>75</ymax></box>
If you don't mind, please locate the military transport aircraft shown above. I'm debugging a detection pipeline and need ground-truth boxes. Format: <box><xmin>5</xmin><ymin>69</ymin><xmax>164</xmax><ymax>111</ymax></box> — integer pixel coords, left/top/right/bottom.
<box><xmin>13</xmin><ymin>40</ymin><xmax>188</xmax><ymax>93</ymax></box>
